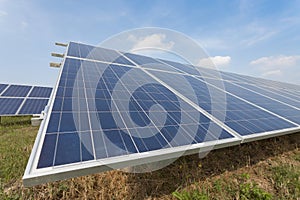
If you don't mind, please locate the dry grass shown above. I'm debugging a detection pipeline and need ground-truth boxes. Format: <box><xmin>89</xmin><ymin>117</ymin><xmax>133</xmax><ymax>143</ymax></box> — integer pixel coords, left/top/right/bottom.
<box><xmin>0</xmin><ymin>116</ymin><xmax>299</xmax><ymax>199</ymax></box>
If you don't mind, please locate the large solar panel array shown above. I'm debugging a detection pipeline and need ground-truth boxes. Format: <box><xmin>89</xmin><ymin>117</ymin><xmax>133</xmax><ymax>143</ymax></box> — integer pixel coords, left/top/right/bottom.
<box><xmin>23</xmin><ymin>42</ymin><xmax>300</xmax><ymax>186</ymax></box>
<box><xmin>0</xmin><ymin>84</ymin><xmax>52</xmax><ymax>116</ymax></box>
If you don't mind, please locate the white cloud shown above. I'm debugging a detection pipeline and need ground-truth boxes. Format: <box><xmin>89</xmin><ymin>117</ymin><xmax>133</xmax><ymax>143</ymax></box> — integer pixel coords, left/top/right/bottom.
<box><xmin>198</xmin><ymin>38</ymin><xmax>229</xmax><ymax>50</ymax></box>
<box><xmin>250</xmin><ymin>55</ymin><xmax>300</xmax><ymax>80</ymax></box>
<box><xmin>238</xmin><ymin>21</ymin><xmax>278</xmax><ymax>47</ymax></box>
<box><xmin>0</xmin><ymin>10</ymin><xmax>7</xmax><ymax>17</ymax></box>
<box><xmin>198</xmin><ymin>56</ymin><xmax>231</xmax><ymax>68</ymax></box>
<box><xmin>250</xmin><ymin>55</ymin><xmax>300</xmax><ymax>68</ymax></box>
<box><xmin>240</xmin><ymin>24</ymin><xmax>277</xmax><ymax>46</ymax></box>
<box><xmin>128</xmin><ymin>33</ymin><xmax>175</xmax><ymax>51</ymax></box>
<box><xmin>241</xmin><ymin>31</ymin><xmax>277</xmax><ymax>46</ymax></box>
<box><xmin>21</xmin><ymin>21</ymin><xmax>28</xmax><ymax>28</ymax></box>
<box><xmin>262</xmin><ymin>69</ymin><xmax>282</xmax><ymax>77</ymax></box>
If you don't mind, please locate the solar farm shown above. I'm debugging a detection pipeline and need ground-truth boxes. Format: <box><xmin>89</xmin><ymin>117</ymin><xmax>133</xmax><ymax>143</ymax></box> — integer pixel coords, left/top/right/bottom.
<box><xmin>1</xmin><ymin>42</ymin><xmax>300</xmax><ymax>199</ymax></box>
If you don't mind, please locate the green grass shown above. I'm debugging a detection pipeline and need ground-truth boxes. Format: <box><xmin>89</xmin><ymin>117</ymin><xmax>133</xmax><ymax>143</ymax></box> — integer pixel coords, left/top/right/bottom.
<box><xmin>0</xmin><ymin>116</ymin><xmax>38</xmax><ymax>199</ymax></box>
<box><xmin>271</xmin><ymin>164</ymin><xmax>300</xmax><ymax>199</ymax></box>
<box><xmin>238</xmin><ymin>181</ymin><xmax>272</xmax><ymax>200</ymax></box>
<box><xmin>173</xmin><ymin>189</ymin><xmax>209</xmax><ymax>200</ymax></box>
<box><xmin>0</xmin><ymin>116</ymin><xmax>299</xmax><ymax>199</ymax></box>
<box><xmin>0</xmin><ymin>116</ymin><xmax>32</xmax><ymax>127</ymax></box>
<box><xmin>171</xmin><ymin>160</ymin><xmax>300</xmax><ymax>200</ymax></box>
<box><xmin>172</xmin><ymin>174</ymin><xmax>273</xmax><ymax>200</ymax></box>
<box><xmin>293</xmin><ymin>153</ymin><xmax>300</xmax><ymax>162</ymax></box>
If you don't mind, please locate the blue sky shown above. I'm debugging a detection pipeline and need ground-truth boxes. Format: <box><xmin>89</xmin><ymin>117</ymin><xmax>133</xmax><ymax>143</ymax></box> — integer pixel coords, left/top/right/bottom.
<box><xmin>0</xmin><ymin>0</ymin><xmax>300</xmax><ymax>86</ymax></box>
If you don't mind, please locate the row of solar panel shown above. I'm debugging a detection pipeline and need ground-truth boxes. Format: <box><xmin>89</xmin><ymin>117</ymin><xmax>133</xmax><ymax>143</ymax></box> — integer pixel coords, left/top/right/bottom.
<box><xmin>23</xmin><ymin>42</ymin><xmax>300</xmax><ymax>187</ymax></box>
<box><xmin>0</xmin><ymin>84</ymin><xmax>52</xmax><ymax>116</ymax></box>
<box><xmin>37</xmin><ymin>56</ymin><xmax>300</xmax><ymax>168</ymax></box>
<box><xmin>0</xmin><ymin>98</ymin><xmax>50</xmax><ymax>115</ymax></box>
<box><xmin>0</xmin><ymin>84</ymin><xmax>52</xmax><ymax>98</ymax></box>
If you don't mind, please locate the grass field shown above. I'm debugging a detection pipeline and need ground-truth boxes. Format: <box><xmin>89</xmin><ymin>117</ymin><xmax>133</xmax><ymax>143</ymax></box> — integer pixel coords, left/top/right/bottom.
<box><xmin>0</xmin><ymin>116</ymin><xmax>299</xmax><ymax>199</ymax></box>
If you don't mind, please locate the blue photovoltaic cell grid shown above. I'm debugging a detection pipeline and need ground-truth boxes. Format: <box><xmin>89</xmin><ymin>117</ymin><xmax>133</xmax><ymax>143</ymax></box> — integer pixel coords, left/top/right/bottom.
<box><xmin>223</xmin><ymin>82</ymin><xmax>300</xmax><ymax>125</ymax></box>
<box><xmin>147</xmin><ymin>70</ymin><xmax>296</xmax><ymax>136</ymax></box>
<box><xmin>67</xmin><ymin>42</ymin><xmax>134</xmax><ymax>66</ymax></box>
<box><xmin>161</xmin><ymin>65</ymin><xmax>297</xmax><ymax>124</ymax></box>
<box><xmin>159</xmin><ymin>59</ymin><xmax>204</xmax><ymax>75</ymax></box>
<box><xmin>0</xmin><ymin>98</ymin><xmax>23</xmax><ymax>115</ymax></box>
<box><xmin>19</xmin><ymin>99</ymin><xmax>49</xmax><ymax>115</ymax></box>
<box><xmin>267</xmin><ymin>88</ymin><xmax>300</xmax><ymax>103</ymax></box>
<box><xmin>219</xmin><ymin>73</ymin><xmax>300</xmax><ymax>108</ymax></box>
<box><xmin>0</xmin><ymin>84</ymin><xmax>8</xmax><ymax>94</ymax></box>
<box><xmin>159</xmin><ymin>59</ymin><xmax>240</xmax><ymax>87</ymax></box>
<box><xmin>221</xmin><ymin>71</ymin><xmax>300</xmax><ymax>92</ymax></box>
<box><xmin>133</xmin><ymin>56</ymin><xmax>298</xmax><ymax>136</ymax></box>
<box><xmin>175</xmin><ymin>62</ymin><xmax>299</xmax><ymax>116</ymax></box>
<box><xmin>281</xmin><ymin>89</ymin><xmax>300</xmax><ymax>100</ymax></box>
<box><xmin>2</xmin><ymin>85</ymin><xmax>32</xmax><ymax>97</ymax></box>
<box><xmin>159</xmin><ymin>59</ymin><xmax>223</xmax><ymax>79</ymax></box>
<box><xmin>233</xmin><ymin>82</ymin><xmax>300</xmax><ymax>109</ymax></box>
<box><xmin>37</xmin><ymin>57</ymin><xmax>234</xmax><ymax>168</ymax></box>
<box><xmin>124</xmin><ymin>53</ymin><xmax>164</xmax><ymax>67</ymax></box>
<box><xmin>29</xmin><ymin>87</ymin><xmax>52</xmax><ymax>98</ymax></box>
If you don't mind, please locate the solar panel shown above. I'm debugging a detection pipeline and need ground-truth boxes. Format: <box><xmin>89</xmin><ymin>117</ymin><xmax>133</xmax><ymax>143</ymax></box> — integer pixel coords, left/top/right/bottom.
<box><xmin>19</xmin><ymin>99</ymin><xmax>50</xmax><ymax>115</ymax></box>
<box><xmin>29</xmin><ymin>86</ymin><xmax>53</xmax><ymax>98</ymax></box>
<box><xmin>225</xmin><ymin>78</ymin><xmax>300</xmax><ymax>108</ymax></box>
<box><xmin>147</xmin><ymin>71</ymin><xmax>297</xmax><ymax>136</ymax></box>
<box><xmin>223</xmin><ymin>82</ymin><xmax>300</xmax><ymax>124</ymax></box>
<box><xmin>2</xmin><ymin>85</ymin><xmax>32</xmax><ymax>97</ymax></box>
<box><xmin>23</xmin><ymin>42</ymin><xmax>300</xmax><ymax>186</ymax></box>
<box><xmin>0</xmin><ymin>98</ymin><xmax>23</xmax><ymax>115</ymax></box>
<box><xmin>40</xmin><ymin>58</ymin><xmax>237</xmax><ymax>165</ymax></box>
<box><xmin>0</xmin><ymin>84</ymin><xmax>52</xmax><ymax>116</ymax></box>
